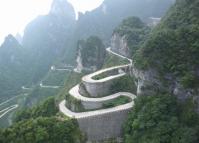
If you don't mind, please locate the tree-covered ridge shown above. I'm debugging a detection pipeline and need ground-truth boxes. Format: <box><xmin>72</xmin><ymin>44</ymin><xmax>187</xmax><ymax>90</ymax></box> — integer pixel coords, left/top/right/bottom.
<box><xmin>0</xmin><ymin>117</ymin><xmax>85</xmax><ymax>143</ymax></box>
<box><xmin>77</xmin><ymin>36</ymin><xmax>106</xmax><ymax>69</ymax></box>
<box><xmin>0</xmin><ymin>97</ymin><xmax>85</xmax><ymax>143</ymax></box>
<box><xmin>0</xmin><ymin>35</ymin><xmax>29</xmax><ymax>101</ymax></box>
<box><xmin>113</xmin><ymin>17</ymin><xmax>150</xmax><ymax>56</ymax></box>
<box><xmin>15</xmin><ymin>97</ymin><xmax>58</xmax><ymax>122</ymax></box>
<box><xmin>124</xmin><ymin>95</ymin><xmax>199</xmax><ymax>143</ymax></box>
<box><xmin>134</xmin><ymin>0</ymin><xmax>199</xmax><ymax>88</ymax></box>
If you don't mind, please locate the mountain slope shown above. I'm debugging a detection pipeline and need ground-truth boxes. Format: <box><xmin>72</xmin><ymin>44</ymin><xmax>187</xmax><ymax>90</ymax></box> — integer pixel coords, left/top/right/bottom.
<box><xmin>22</xmin><ymin>0</ymin><xmax>76</xmax><ymax>83</ymax></box>
<box><xmin>111</xmin><ymin>17</ymin><xmax>150</xmax><ymax>58</ymax></box>
<box><xmin>133</xmin><ymin>0</ymin><xmax>199</xmax><ymax>97</ymax></box>
<box><xmin>75</xmin><ymin>0</ymin><xmax>175</xmax><ymax>42</ymax></box>
<box><xmin>0</xmin><ymin>35</ymin><xmax>28</xmax><ymax>101</ymax></box>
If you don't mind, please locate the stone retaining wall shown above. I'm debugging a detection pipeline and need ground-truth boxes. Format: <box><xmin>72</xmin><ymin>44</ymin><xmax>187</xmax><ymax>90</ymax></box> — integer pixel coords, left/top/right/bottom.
<box><xmin>77</xmin><ymin>109</ymin><xmax>130</xmax><ymax>141</ymax></box>
<box><xmin>83</xmin><ymin>67</ymin><xmax>131</xmax><ymax>97</ymax></box>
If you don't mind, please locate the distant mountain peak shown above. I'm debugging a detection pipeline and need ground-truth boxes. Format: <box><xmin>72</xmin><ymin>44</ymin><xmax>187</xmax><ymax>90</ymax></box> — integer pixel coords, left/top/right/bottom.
<box><xmin>4</xmin><ymin>34</ymin><xmax>18</xmax><ymax>44</ymax></box>
<box><xmin>1</xmin><ymin>34</ymin><xmax>20</xmax><ymax>48</ymax></box>
<box><xmin>50</xmin><ymin>0</ymin><xmax>75</xmax><ymax>20</ymax></box>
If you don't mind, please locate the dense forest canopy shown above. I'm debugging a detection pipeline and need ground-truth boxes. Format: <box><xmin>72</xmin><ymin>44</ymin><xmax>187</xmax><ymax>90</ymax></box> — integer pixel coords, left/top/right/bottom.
<box><xmin>134</xmin><ymin>0</ymin><xmax>199</xmax><ymax>88</ymax></box>
<box><xmin>124</xmin><ymin>95</ymin><xmax>199</xmax><ymax>143</ymax></box>
<box><xmin>77</xmin><ymin>36</ymin><xmax>106</xmax><ymax>69</ymax></box>
<box><xmin>113</xmin><ymin>17</ymin><xmax>150</xmax><ymax>56</ymax></box>
<box><xmin>1</xmin><ymin>0</ymin><xmax>199</xmax><ymax>143</ymax></box>
<box><xmin>0</xmin><ymin>97</ymin><xmax>85</xmax><ymax>143</ymax></box>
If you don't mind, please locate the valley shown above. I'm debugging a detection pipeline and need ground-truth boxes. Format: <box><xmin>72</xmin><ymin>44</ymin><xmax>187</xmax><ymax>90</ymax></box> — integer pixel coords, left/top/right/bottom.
<box><xmin>0</xmin><ymin>0</ymin><xmax>199</xmax><ymax>143</ymax></box>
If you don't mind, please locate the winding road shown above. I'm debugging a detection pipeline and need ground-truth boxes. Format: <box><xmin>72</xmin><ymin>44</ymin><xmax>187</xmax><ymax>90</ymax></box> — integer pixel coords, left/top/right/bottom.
<box><xmin>51</xmin><ymin>66</ymin><xmax>73</xmax><ymax>72</ymax></box>
<box><xmin>39</xmin><ymin>83</ymin><xmax>60</xmax><ymax>89</ymax></box>
<box><xmin>0</xmin><ymin>94</ymin><xmax>28</xmax><ymax>119</ymax></box>
<box><xmin>0</xmin><ymin>104</ymin><xmax>18</xmax><ymax>119</ymax></box>
<box><xmin>0</xmin><ymin>94</ymin><xmax>27</xmax><ymax>107</ymax></box>
<box><xmin>59</xmin><ymin>47</ymin><xmax>136</xmax><ymax>119</ymax></box>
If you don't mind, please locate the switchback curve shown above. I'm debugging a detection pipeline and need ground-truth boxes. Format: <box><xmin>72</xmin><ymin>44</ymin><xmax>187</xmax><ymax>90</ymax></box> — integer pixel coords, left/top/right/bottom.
<box><xmin>59</xmin><ymin>47</ymin><xmax>136</xmax><ymax>118</ymax></box>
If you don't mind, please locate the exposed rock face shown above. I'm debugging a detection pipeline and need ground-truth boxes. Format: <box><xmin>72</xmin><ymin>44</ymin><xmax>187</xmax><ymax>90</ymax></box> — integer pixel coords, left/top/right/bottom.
<box><xmin>131</xmin><ymin>62</ymin><xmax>199</xmax><ymax>102</ymax></box>
<box><xmin>131</xmin><ymin>0</ymin><xmax>199</xmax><ymax>103</ymax></box>
<box><xmin>75</xmin><ymin>46</ymin><xmax>84</xmax><ymax>73</ymax></box>
<box><xmin>75</xmin><ymin>36</ymin><xmax>106</xmax><ymax>73</ymax></box>
<box><xmin>110</xmin><ymin>31</ymin><xmax>190</xmax><ymax>98</ymax></box>
<box><xmin>131</xmin><ymin>65</ymin><xmax>161</xmax><ymax>96</ymax></box>
<box><xmin>111</xmin><ymin>33</ymin><xmax>131</xmax><ymax>58</ymax></box>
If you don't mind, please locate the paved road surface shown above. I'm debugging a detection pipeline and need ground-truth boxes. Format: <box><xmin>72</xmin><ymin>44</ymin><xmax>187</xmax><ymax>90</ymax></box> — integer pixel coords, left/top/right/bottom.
<box><xmin>59</xmin><ymin>47</ymin><xmax>135</xmax><ymax>118</ymax></box>
<box><xmin>0</xmin><ymin>104</ymin><xmax>18</xmax><ymax>119</ymax></box>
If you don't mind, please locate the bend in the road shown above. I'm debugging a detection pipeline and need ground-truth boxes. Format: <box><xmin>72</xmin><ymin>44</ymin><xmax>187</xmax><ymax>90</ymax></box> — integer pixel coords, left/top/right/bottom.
<box><xmin>59</xmin><ymin>47</ymin><xmax>135</xmax><ymax>119</ymax></box>
<box><xmin>0</xmin><ymin>104</ymin><xmax>18</xmax><ymax>119</ymax></box>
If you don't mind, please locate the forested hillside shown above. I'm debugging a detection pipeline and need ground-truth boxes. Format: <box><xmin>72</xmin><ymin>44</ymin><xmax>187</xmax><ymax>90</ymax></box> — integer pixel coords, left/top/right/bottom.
<box><xmin>124</xmin><ymin>0</ymin><xmax>199</xmax><ymax>142</ymax></box>
<box><xmin>112</xmin><ymin>17</ymin><xmax>150</xmax><ymax>57</ymax></box>
<box><xmin>0</xmin><ymin>0</ymin><xmax>174</xmax><ymax>104</ymax></box>
<box><xmin>2</xmin><ymin>0</ymin><xmax>197</xmax><ymax>143</ymax></box>
<box><xmin>76</xmin><ymin>36</ymin><xmax>106</xmax><ymax>72</ymax></box>
<box><xmin>22</xmin><ymin>0</ymin><xmax>76</xmax><ymax>83</ymax></box>
<box><xmin>134</xmin><ymin>0</ymin><xmax>199</xmax><ymax>90</ymax></box>
<box><xmin>124</xmin><ymin>95</ymin><xmax>199</xmax><ymax>143</ymax></box>
<box><xmin>0</xmin><ymin>97</ymin><xmax>85</xmax><ymax>143</ymax></box>
<box><xmin>0</xmin><ymin>35</ymin><xmax>28</xmax><ymax>101</ymax></box>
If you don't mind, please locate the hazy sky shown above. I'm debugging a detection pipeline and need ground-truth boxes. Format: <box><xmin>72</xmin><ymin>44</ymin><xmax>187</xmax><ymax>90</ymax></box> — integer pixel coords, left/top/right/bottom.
<box><xmin>0</xmin><ymin>0</ymin><xmax>104</xmax><ymax>44</ymax></box>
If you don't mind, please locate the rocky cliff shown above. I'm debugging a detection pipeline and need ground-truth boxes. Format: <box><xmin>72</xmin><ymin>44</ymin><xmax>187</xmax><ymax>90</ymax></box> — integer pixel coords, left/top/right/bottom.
<box><xmin>111</xmin><ymin>17</ymin><xmax>150</xmax><ymax>59</ymax></box>
<box><xmin>111</xmin><ymin>33</ymin><xmax>130</xmax><ymax>58</ymax></box>
<box><xmin>75</xmin><ymin>36</ymin><xmax>106</xmax><ymax>73</ymax></box>
<box><xmin>111</xmin><ymin>0</ymin><xmax>199</xmax><ymax>105</ymax></box>
<box><xmin>132</xmin><ymin>0</ymin><xmax>199</xmax><ymax>103</ymax></box>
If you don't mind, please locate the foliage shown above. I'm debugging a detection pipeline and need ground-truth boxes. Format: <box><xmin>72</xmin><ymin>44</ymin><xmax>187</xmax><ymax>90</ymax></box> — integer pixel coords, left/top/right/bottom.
<box><xmin>134</xmin><ymin>0</ymin><xmax>199</xmax><ymax>88</ymax></box>
<box><xmin>110</xmin><ymin>75</ymin><xmax>137</xmax><ymax>94</ymax></box>
<box><xmin>24</xmin><ymin>86</ymin><xmax>59</xmax><ymax>107</ymax></box>
<box><xmin>0</xmin><ymin>35</ymin><xmax>29</xmax><ymax>102</ymax></box>
<box><xmin>65</xmin><ymin>94</ymin><xmax>85</xmax><ymax>112</ymax></box>
<box><xmin>102</xmin><ymin>52</ymin><xmax>129</xmax><ymax>68</ymax></box>
<box><xmin>42</xmin><ymin>70</ymin><xmax>70</xmax><ymax>86</ymax></box>
<box><xmin>114</xmin><ymin>17</ymin><xmax>150</xmax><ymax>56</ymax></box>
<box><xmin>77</xmin><ymin>36</ymin><xmax>106</xmax><ymax>69</ymax></box>
<box><xmin>57</xmin><ymin>72</ymin><xmax>84</xmax><ymax>100</ymax></box>
<box><xmin>124</xmin><ymin>95</ymin><xmax>199</xmax><ymax>143</ymax></box>
<box><xmin>103</xmin><ymin>96</ymin><xmax>131</xmax><ymax>108</ymax></box>
<box><xmin>93</xmin><ymin>71</ymin><xmax>110</xmax><ymax>80</ymax></box>
<box><xmin>0</xmin><ymin>117</ymin><xmax>85</xmax><ymax>143</ymax></box>
<box><xmin>15</xmin><ymin>97</ymin><xmax>58</xmax><ymax>122</ymax></box>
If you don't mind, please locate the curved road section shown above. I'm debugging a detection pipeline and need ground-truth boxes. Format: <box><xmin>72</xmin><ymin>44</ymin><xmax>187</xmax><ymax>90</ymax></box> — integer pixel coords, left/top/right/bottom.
<box><xmin>40</xmin><ymin>82</ymin><xmax>60</xmax><ymax>89</ymax></box>
<box><xmin>59</xmin><ymin>47</ymin><xmax>136</xmax><ymax>119</ymax></box>
<box><xmin>0</xmin><ymin>104</ymin><xmax>18</xmax><ymax>119</ymax></box>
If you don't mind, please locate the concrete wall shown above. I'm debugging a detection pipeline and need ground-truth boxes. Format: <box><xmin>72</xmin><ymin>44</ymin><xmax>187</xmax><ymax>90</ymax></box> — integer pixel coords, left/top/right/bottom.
<box><xmin>82</xmin><ymin>79</ymin><xmax>114</xmax><ymax>97</ymax></box>
<box><xmin>77</xmin><ymin>109</ymin><xmax>131</xmax><ymax>142</ymax></box>
<box><xmin>81</xmin><ymin>101</ymin><xmax>103</xmax><ymax>110</ymax></box>
<box><xmin>83</xmin><ymin>67</ymin><xmax>131</xmax><ymax>97</ymax></box>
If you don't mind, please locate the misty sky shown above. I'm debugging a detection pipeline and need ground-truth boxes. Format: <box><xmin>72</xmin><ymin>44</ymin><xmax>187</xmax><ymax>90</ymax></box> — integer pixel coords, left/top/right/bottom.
<box><xmin>0</xmin><ymin>0</ymin><xmax>104</xmax><ymax>45</ymax></box>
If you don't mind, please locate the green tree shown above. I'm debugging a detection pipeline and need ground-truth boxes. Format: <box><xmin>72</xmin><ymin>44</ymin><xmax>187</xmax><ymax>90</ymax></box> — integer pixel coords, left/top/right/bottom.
<box><xmin>0</xmin><ymin>117</ymin><xmax>85</xmax><ymax>143</ymax></box>
<box><xmin>124</xmin><ymin>95</ymin><xmax>199</xmax><ymax>143</ymax></box>
<box><xmin>15</xmin><ymin>97</ymin><xmax>58</xmax><ymax>122</ymax></box>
